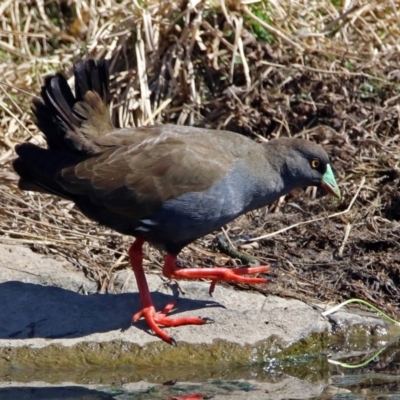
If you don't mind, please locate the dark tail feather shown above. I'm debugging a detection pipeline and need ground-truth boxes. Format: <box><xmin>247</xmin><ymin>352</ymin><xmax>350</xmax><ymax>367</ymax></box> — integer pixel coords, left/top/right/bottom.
<box><xmin>33</xmin><ymin>74</ymin><xmax>80</xmax><ymax>153</ymax></box>
<box><xmin>32</xmin><ymin>59</ymin><xmax>111</xmax><ymax>155</ymax></box>
<box><xmin>13</xmin><ymin>143</ymin><xmax>85</xmax><ymax>199</ymax></box>
<box><xmin>74</xmin><ymin>58</ymin><xmax>110</xmax><ymax>105</ymax></box>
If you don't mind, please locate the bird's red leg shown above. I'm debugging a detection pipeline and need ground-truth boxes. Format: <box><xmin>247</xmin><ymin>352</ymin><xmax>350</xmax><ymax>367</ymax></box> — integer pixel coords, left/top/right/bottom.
<box><xmin>129</xmin><ymin>238</ymin><xmax>209</xmax><ymax>345</ymax></box>
<box><xmin>163</xmin><ymin>254</ymin><xmax>270</xmax><ymax>295</ymax></box>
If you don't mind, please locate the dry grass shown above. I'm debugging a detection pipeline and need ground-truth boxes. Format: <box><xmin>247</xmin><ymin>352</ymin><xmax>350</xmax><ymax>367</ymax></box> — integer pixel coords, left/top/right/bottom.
<box><xmin>0</xmin><ymin>0</ymin><xmax>400</xmax><ymax>313</ymax></box>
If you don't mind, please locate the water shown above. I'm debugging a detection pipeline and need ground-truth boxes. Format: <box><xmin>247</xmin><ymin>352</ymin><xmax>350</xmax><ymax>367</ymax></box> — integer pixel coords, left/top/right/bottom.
<box><xmin>2</xmin><ymin>338</ymin><xmax>400</xmax><ymax>399</ymax></box>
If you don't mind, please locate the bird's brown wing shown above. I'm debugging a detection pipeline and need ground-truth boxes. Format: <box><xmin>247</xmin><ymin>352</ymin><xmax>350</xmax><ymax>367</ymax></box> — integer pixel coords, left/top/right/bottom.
<box><xmin>59</xmin><ymin>132</ymin><xmax>235</xmax><ymax>220</ymax></box>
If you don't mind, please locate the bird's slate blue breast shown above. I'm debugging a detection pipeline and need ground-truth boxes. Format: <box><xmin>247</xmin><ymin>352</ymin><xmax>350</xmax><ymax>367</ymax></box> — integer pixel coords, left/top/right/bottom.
<box><xmin>135</xmin><ymin>161</ymin><xmax>283</xmax><ymax>253</ymax></box>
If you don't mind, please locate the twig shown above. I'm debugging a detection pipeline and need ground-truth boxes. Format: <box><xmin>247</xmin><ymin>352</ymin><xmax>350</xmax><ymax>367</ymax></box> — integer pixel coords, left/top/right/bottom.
<box><xmin>143</xmin><ymin>98</ymin><xmax>172</xmax><ymax>125</ymax></box>
<box><xmin>247</xmin><ymin>177</ymin><xmax>365</xmax><ymax>243</ymax></box>
<box><xmin>338</xmin><ymin>223</ymin><xmax>352</xmax><ymax>257</ymax></box>
<box><xmin>221</xmin><ymin>226</ymin><xmax>234</xmax><ymax>249</ymax></box>
<box><xmin>0</xmin><ymin>80</ymin><xmax>36</xmax><ymax>97</ymax></box>
<box><xmin>0</xmin><ymin>85</ymin><xmax>34</xmax><ymax>137</ymax></box>
<box><xmin>243</xmin><ymin>6</ymin><xmax>304</xmax><ymax>52</ymax></box>
<box><xmin>322</xmin><ymin>3</ymin><xmax>362</xmax><ymax>34</ymax></box>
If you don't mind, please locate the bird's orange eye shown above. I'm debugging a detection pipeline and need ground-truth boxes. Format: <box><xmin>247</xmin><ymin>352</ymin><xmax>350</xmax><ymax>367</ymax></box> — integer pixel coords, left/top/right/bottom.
<box><xmin>311</xmin><ymin>159</ymin><xmax>320</xmax><ymax>169</ymax></box>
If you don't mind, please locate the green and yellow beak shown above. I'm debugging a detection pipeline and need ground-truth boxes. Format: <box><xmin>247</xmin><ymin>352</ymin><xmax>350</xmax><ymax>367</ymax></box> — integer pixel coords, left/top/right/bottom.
<box><xmin>321</xmin><ymin>164</ymin><xmax>341</xmax><ymax>200</ymax></box>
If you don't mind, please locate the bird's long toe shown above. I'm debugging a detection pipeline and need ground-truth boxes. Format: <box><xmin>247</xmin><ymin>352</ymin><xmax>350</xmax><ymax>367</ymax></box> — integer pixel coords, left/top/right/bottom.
<box><xmin>207</xmin><ymin>265</ymin><xmax>270</xmax><ymax>294</ymax></box>
<box><xmin>133</xmin><ymin>303</ymin><xmax>210</xmax><ymax>345</ymax></box>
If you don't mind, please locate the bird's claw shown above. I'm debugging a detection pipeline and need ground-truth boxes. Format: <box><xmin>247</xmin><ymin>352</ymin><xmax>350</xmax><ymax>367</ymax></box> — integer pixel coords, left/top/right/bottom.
<box><xmin>132</xmin><ymin>303</ymin><xmax>210</xmax><ymax>345</ymax></box>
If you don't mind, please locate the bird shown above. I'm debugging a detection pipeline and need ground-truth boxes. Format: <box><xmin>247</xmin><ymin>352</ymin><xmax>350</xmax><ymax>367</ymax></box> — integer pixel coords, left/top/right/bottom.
<box><xmin>13</xmin><ymin>58</ymin><xmax>341</xmax><ymax>345</ymax></box>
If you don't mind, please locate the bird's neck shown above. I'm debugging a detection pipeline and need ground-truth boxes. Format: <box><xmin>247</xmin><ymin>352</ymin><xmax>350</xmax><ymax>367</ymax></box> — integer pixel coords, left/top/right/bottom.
<box><xmin>241</xmin><ymin>155</ymin><xmax>298</xmax><ymax>213</ymax></box>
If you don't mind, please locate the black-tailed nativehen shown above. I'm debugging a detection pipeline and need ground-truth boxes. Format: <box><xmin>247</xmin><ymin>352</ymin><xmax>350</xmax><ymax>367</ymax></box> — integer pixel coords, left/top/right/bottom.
<box><xmin>13</xmin><ymin>59</ymin><xmax>341</xmax><ymax>344</ymax></box>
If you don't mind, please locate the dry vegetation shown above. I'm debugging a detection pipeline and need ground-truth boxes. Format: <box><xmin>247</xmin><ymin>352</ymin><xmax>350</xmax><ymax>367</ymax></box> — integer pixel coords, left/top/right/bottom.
<box><xmin>0</xmin><ymin>0</ymin><xmax>400</xmax><ymax>316</ymax></box>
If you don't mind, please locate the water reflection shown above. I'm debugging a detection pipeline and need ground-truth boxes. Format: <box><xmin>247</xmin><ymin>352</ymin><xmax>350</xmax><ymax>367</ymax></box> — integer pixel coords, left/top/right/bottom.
<box><xmin>1</xmin><ymin>338</ymin><xmax>400</xmax><ymax>399</ymax></box>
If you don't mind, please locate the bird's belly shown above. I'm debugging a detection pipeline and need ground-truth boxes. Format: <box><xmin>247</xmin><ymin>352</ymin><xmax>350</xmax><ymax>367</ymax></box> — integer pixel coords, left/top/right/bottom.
<box><xmin>135</xmin><ymin>190</ymin><xmax>245</xmax><ymax>254</ymax></box>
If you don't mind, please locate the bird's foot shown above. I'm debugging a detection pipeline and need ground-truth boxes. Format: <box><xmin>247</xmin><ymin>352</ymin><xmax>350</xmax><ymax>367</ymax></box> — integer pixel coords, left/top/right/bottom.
<box><xmin>132</xmin><ymin>301</ymin><xmax>213</xmax><ymax>345</ymax></box>
<box><xmin>129</xmin><ymin>239</ymin><xmax>213</xmax><ymax>345</ymax></box>
<box><xmin>163</xmin><ymin>255</ymin><xmax>270</xmax><ymax>295</ymax></box>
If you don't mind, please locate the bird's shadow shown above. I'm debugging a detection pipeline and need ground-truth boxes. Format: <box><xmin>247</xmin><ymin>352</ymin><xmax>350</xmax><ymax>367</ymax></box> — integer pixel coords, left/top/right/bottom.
<box><xmin>0</xmin><ymin>281</ymin><xmax>221</xmax><ymax>339</ymax></box>
<box><xmin>0</xmin><ymin>386</ymin><xmax>116</xmax><ymax>400</ymax></box>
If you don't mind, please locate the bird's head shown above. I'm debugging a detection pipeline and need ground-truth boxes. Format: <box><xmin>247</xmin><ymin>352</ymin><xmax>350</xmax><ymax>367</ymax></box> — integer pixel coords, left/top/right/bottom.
<box><xmin>268</xmin><ymin>138</ymin><xmax>341</xmax><ymax>200</ymax></box>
